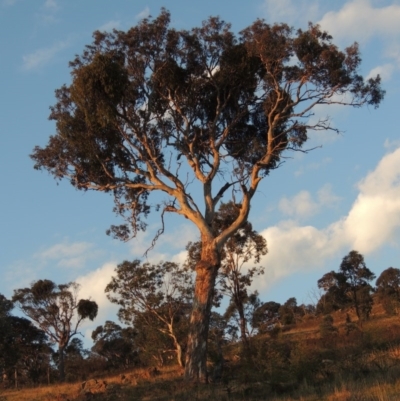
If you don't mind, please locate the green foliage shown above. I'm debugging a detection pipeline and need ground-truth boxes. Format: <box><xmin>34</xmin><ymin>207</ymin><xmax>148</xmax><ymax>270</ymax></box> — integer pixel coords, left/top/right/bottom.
<box><xmin>340</xmin><ymin>250</ymin><xmax>375</xmax><ymax>320</ymax></box>
<box><xmin>376</xmin><ymin>267</ymin><xmax>400</xmax><ymax>316</ymax></box>
<box><xmin>317</xmin><ymin>251</ymin><xmax>375</xmax><ymax>320</ymax></box>
<box><xmin>278</xmin><ymin>297</ymin><xmax>304</xmax><ymax>325</ymax></box>
<box><xmin>105</xmin><ymin>260</ymin><xmax>193</xmax><ymax>367</ymax></box>
<box><xmin>12</xmin><ymin>280</ymin><xmax>98</xmax><ymax>382</ymax></box>
<box><xmin>92</xmin><ymin>321</ymin><xmax>138</xmax><ymax>369</ymax></box>
<box><xmin>317</xmin><ymin>271</ymin><xmax>349</xmax><ymax>314</ymax></box>
<box><xmin>252</xmin><ymin>301</ymin><xmax>281</xmax><ymax>334</ymax></box>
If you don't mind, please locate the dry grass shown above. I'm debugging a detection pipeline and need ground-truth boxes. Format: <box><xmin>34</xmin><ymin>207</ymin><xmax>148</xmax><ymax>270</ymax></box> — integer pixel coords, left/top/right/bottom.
<box><xmin>3</xmin><ymin>305</ymin><xmax>400</xmax><ymax>401</ymax></box>
<box><xmin>4</xmin><ymin>368</ymin><xmax>400</xmax><ymax>401</ymax></box>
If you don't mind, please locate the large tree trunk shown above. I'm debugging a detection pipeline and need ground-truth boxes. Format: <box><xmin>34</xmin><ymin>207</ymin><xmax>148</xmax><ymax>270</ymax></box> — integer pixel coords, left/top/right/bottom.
<box><xmin>184</xmin><ymin>243</ymin><xmax>220</xmax><ymax>382</ymax></box>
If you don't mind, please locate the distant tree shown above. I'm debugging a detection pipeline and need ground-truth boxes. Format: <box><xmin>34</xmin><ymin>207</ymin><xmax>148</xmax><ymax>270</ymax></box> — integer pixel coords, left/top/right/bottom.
<box><xmin>0</xmin><ymin>296</ymin><xmax>52</xmax><ymax>388</ymax></box>
<box><xmin>317</xmin><ymin>251</ymin><xmax>375</xmax><ymax>320</ymax></box>
<box><xmin>376</xmin><ymin>267</ymin><xmax>400</xmax><ymax>316</ymax></box>
<box><xmin>0</xmin><ymin>294</ymin><xmax>18</xmax><ymax>382</ymax></box>
<box><xmin>31</xmin><ymin>10</ymin><xmax>384</xmax><ymax>381</ymax></box>
<box><xmin>10</xmin><ymin>316</ymin><xmax>51</xmax><ymax>387</ymax></box>
<box><xmin>339</xmin><ymin>251</ymin><xmax>375</xmax><ymax>320</ymax></box>
<box><xmin>279</xmin><ymin>297</ymin><xmax>304</xmax><ymax>325</ymax></box>
<box><xmin>317</xmin><ymin>271</ymin><xmax>349</xmax><ymax>314</ymax></box>
<box><xmin>92</xmin><ymin>321</ymin><xmax>138</xmax><ymax>369</ymax></box>
<box><xmin>12</xmin><ymin>280</ymin><xmax>98</xmax><ymax>382</ymax></box>
<box><xmin>105</xmin><ymin>261</ymin><xmax>192</xmax><ymax>367</ymax></box>
<box><xmin>252</xmin><ymin>301</ymin><xmax>281</xmax><ymax>333</ymax></box>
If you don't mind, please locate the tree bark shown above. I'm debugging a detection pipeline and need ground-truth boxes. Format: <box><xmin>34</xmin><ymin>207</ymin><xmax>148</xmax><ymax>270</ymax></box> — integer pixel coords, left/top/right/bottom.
<box><xmin>237</xmin><ymin>303</ymin><xmax>249</xmax><ymax>351</ymax></box>
<box><xmin>176</xmin><ymin>341</ymin><xmax>183</xmax><ymax>368</ymax></box>
<box><xmin>184</xmin><ymin>243</ymin><xmax>219</xmax><ymax>382</ymax></box>
<box><xmin>58</xmin><ymin>345</ymin><xmax>65</xmax><ymax>382</ymax></box>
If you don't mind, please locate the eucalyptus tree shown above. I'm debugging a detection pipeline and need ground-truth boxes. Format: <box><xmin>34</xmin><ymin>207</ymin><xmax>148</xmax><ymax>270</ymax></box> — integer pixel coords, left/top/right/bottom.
<box><xmin>105</xmin><ymin>260</ymin><xmax>192</xmax><ymax>367</ymax></box>
<box><xmin>31</xmin><ymin>10</ymin><xmax>384</xmax><ymax>381</ymax></box>
<box><xmin>376</xmin><ymin>267</ymin><xmax>400</xmax><ymax>315</ymax></box>
<box><xmin>339</xmin><ymin>250</ymin><xmax>375</xmax><ymax>320</ymax></box>
<box><xmin>317</xmin><ymin>251</ymin><xmax>375</xmax><ymax>320</ymax></box>
<box><xmin>92</xmin><ymin>321</ymin><xmax>138</xmax><ymax>369</ymax></box>
<box><xmin>12</xmin><ymin>280</ymin><xmax>98</xmax><ymax>382</ymax></box>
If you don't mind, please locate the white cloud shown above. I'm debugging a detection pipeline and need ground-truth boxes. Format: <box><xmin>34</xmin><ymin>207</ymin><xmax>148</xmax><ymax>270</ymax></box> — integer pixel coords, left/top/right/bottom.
<box><xmin>76</xmin><ymin>262</ymin><xmax>117</xmax><ymax>312</ymax></box>
<box><xmin>34</xmin><ymin>240</ymin><xmax>100</xmax><ymax>269</ymax></box>
<box><xmin>22</xmin><ymin>40</ymin><xmax>70</xmax><ymax>70</ymax></box>
<box><xmin>279</xmin><ymin>191</ymin><xmax>319</xmax><ymax>219</ymax></box>
<box><xmin>344</xmin><ymin>147</ymin><xmax>400</xmax><ymax>252</ymax></box>
<box><xmin>135</xmin><ymin>6</ymin><xmax>150</xmax><ymax>21</ymax></box>
<box><xmin>256</xmin><ymin>220</ymin><xmax>344</xmax><ymax>291</ymax></box>
<box><xmin>319</xmin><ymin>0</ymin><xmax>400</xmax><ymax>44</ymax></box>
<box><xmin>261</xmin><ymin>0</ymin><xmax>320</xmax><ymax>25</ymax></box>
<box><xmin>75</xmin><ymin>262</ymin><xmax>120</xmax><ymax>345</ymax></box>
<box><xmin>98</xmin><ymin>20</ymin><xmax>121</xmax><ymax>32</ymax></box>
<box><xmin>278</xmin><ymin>184</ymin><xmax>341</xmax><ymax>219</ymax></box>
<box><xmin>255</xmin><ymin>146</ymin><xmax>400</xmax><ymax>291</ymax></box>
<box><xmin>366</xmin><ymin>64</ymin><xmax>395</xmax><ymax>82</ymax></box>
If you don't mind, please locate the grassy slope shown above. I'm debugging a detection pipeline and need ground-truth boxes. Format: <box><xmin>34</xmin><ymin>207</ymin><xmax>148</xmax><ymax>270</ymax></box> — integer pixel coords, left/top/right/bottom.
<box><xmin>3</xmin><ymin>303</ymin><xmax>400</xmax><ymax>401</ymax></box>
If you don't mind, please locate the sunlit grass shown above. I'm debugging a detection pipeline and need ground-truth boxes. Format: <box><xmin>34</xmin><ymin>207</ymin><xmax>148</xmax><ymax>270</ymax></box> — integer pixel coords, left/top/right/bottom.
<box><xmin>3</xmin><ymin>303</ymin><xmax>400</xmax><ymax>400</ymax></box>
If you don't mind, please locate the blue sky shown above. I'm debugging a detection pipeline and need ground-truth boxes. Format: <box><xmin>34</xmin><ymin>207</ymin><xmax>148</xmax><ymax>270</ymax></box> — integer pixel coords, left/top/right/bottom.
<box><xmin>1</xmin><ymin>0</ymin><xmax>400</xmax><ymax>344</ymax></box>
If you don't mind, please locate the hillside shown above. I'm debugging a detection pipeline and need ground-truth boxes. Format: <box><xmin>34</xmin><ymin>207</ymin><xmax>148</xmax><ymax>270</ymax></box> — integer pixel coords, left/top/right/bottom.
<box><xmin>3</xmin><ymin>301</ymin><xmax>400</xmax><ymax>401</ymax></box>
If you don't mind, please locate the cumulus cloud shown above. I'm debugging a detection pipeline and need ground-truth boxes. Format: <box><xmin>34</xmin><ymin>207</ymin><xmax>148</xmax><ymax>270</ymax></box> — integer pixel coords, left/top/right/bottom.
<box><xmin>257</xmin><ymin>221</ymin><xmax>344</xmax><ymax>291</ymax></box>
<box><xmin>344</xmin><ymin>147</ymin><xmax>400</xmax><ymax>252</ymax></box>
<box><xmin>255</xmin><ymin>146</ymin><xmax>400</xmax><ymax>291</ymax></box>
<box><xmin>76</xmin><ymin>262</ymin><xmax>117</xmax><ymax>313</ymax></box>
<box><xmin>22</xmin><ymin>40</ymin><xmax>70</xmax><ymax>70</ymax></box>
<box><xmin>279</xmin><ymin>184</ymin><xmax>341</xmax><ymax>219</ymax></box>
<box><xmin>319</xmin><ymin>0</ymin><xmax>400</xmax><ymax>45</ymax></box>
<box><xmin>76</xmin><ymin>262</ymin><xmax>120</xmax><ymax>342</ymax></box>
<box><xmin>279</xmin><ymin>191</ymin><xmax>319</xmax><ymax>219</ymax></box>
